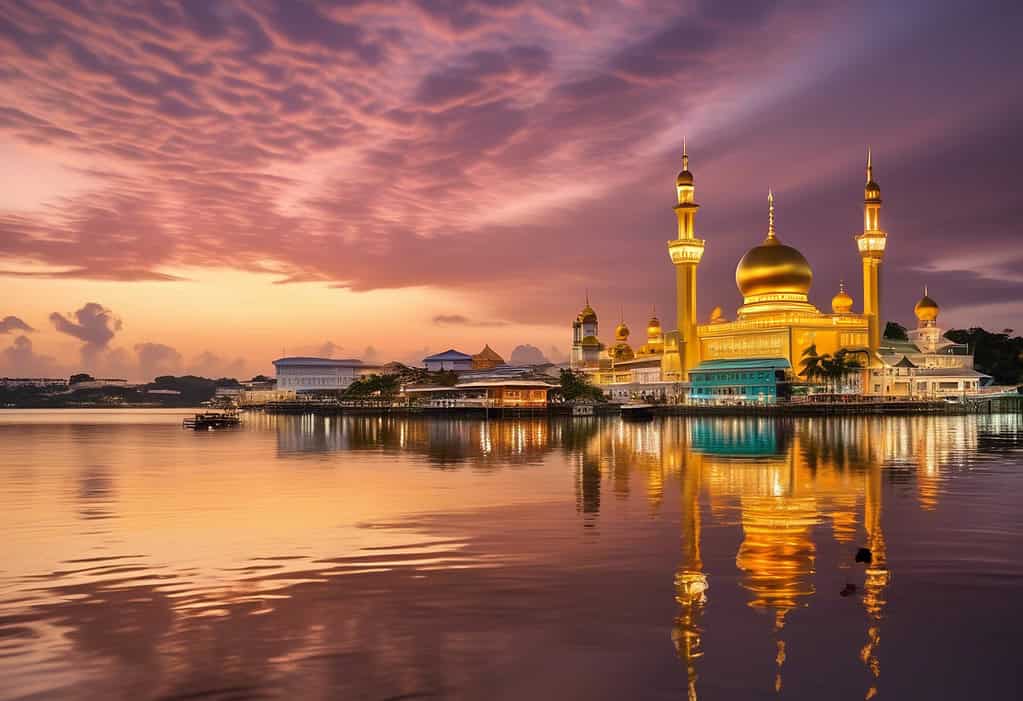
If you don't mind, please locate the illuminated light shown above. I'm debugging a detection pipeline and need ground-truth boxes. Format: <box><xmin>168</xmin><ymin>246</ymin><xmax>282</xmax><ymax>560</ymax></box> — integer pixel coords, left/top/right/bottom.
<box><xmin>668</xmin><ymin>239</ymin><xmax>706</xmax><ymax>264</ymax></box>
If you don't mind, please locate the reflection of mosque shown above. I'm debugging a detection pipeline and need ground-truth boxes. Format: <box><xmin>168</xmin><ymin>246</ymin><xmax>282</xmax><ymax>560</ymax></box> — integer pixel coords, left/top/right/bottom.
<box><xmin>568</xmin><ymin>413</ymin><xmax>991</xmax><ymax>698</ymax></box>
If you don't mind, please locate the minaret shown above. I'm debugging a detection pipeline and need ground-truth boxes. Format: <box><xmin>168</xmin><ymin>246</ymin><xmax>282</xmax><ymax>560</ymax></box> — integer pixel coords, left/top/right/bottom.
<box><xmin>856</xmin><ymin>150</ymin><xmax>887</xmax><ymax>353</ymax></box>
<box><xmin>668</xmin><ymin>139</ymin><xmax>705</xmax><ymax>376</ymax></box>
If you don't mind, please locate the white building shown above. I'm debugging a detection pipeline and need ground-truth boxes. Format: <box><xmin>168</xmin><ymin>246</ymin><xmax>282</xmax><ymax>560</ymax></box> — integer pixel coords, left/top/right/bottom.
<box><xmin>423</xmin><ymin>349</ymin><xmax>473</xmax><ymax>372</ymax></box>
<box><xmin>273</xmin><ymin>357</ymin><xmax>368</xmax><ymax>393</ymax></box>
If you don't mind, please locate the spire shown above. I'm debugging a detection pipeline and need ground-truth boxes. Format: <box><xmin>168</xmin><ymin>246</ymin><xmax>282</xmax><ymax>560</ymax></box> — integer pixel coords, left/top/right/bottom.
<box><xmin>585</xmin><ymin>288</ymin><xmax>590</xmax><ymax>305</ymax></box>
<box><xmin>924</xmin><ymin>284</ymin><xmax>928</xmax><ymax>297</ymax></box>
<box><xmin>682</xmin><ymin>136</ymin><xmax>689</xmax><ymax>172</ymax></box>
<box><xmin>839</xmin><ymin>279</ymin><xmax>846</xmax><ymax>293</ymax></box>
<box><xmin>767</xmin><ymin>189</ymin><xmax>777</xmax><ymax>240</ymax></box>
<box><xmin>866</xmin><ymin>148</ymin><xmax>873</xmax><ymax>184</ymax></box>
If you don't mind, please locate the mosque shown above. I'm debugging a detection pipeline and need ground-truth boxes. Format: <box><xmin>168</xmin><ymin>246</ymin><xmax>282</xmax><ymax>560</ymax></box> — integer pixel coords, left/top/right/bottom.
<box><xmin>570</xmin><ymin>147</ymin><xmax>985</xmax><ymax>401</ymax></box>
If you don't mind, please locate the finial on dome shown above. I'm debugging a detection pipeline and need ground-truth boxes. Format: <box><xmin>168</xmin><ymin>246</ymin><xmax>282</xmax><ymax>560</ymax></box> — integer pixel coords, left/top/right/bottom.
<box><xmin>924</xmin><ymin>284</ymin><xmax>928</xmax><ymax>297</ymax></box>
<box><xmin>866</xmin><ymin>148</ymin><xmax>872</xmax><ymax>184</ymax></box>
<box><xmin>767</xmin><ymin>189</ymin><xmax>776</xmax><ymax>240</ymax></box>
<box><xmin>682</xmin><ymin>137</ymin><xmax>688</xmax><ymax>171</ymax></box>
<box><xmin>840</xmin><ymin>279</ymin><xmax>846</xmax><ymax>292</ymax></box>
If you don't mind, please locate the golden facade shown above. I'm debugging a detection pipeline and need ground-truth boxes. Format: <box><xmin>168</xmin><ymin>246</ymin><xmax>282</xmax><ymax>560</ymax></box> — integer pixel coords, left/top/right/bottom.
<box><xmin>662</xmin><ymin>150</ymin><xmax>879</xmax><ymax>376</ymax></box>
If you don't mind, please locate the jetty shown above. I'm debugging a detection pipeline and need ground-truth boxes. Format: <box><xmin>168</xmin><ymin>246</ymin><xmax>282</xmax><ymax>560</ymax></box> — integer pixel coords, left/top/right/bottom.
<box><xmin>183</xmin><ymin>411</ymin><xmax>241</xmax><ymax>430</ymax></box>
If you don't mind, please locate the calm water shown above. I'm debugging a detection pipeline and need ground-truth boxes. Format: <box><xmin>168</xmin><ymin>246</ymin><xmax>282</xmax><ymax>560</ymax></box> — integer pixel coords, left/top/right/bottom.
<box><xmin>1</xmin><ymin>411</ymin><xmax>1021</xmax><ymax>700</ymax></box>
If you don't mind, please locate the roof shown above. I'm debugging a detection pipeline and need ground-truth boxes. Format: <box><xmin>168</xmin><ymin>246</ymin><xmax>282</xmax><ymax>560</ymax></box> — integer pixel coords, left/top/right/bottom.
<box><xmin>472</xmin><ymin>344</ymin><xmax>505</xmax><ymax>362</ymax></box>
<box><xmin>457</xmin><ymin>380</ymin><xmax>556</xmax><ymax>389</ymax></box>
<box><xmin>880</xmin><ymin>339</ymin><xmax>920</xmax><ymax>354</ymax></box>
<box><xmin>894</xmin><ymin>355</ymin><xmax>917</xmax><ymax>368</ymax></box>
<box><xmin>690</xmin><ymin>357</ymin><xmax>791</xmax><ymax>373</ymax></box>
<box><xmin>273</xmin><ymin>356</ymin><xmax>363</xmax><ymax>367</ymax></box>
<box><xmin>612</xmin><ymin>356</ymin><xmax>663</xmax><ymax>368</ymax></box>
<box><xmin>423</xmin><ymin>349</ymin><xmax>472</xmax><ymax>361</ymax></box>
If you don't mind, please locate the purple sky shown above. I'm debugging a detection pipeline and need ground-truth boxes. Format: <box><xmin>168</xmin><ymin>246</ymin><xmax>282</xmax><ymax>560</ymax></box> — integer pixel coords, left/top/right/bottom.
<box><xmin>1</xmin><ymin>0</ymin><xmax>1021</xmax><ymax>377</ymax></box>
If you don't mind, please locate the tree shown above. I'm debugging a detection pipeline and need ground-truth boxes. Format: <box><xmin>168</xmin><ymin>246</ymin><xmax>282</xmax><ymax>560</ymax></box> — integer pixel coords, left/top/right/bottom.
<box><xmin>556</xmin><ymin>369</ymin><xmax>605</xmax><ymax>402</ymax></box>
<box><xmin>946</xmin><ymin>327</ymin><xmax>1023</xmax><ymax>385</ymax></box>
<box><xmin>820</xmin><ymin>349</ymin><xmax>863</xmax><ymax>393</ymax></box>
<box><xmin>799</xmin><ymin>345</ymin><xmax>825</xmax><ymax>383</ymax></box>
<box><xmin>344</xmin><ymin>373</ymin><xmax>401</xmax><ymax>398</ymax></box>
<box><xmin>883</xmin><ymin>322</ymin><xmax>908</xmax><ymax>341</ymax></box>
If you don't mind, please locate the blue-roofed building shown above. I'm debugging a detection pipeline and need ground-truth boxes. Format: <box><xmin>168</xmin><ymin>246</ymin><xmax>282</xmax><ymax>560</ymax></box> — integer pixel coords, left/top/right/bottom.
<box><xmin>423</xmin><ymin>349</ymin><xmax>473</xmax><ymax>372</ymax></box>
<box><xmin>689</xmin><ymin>358</ymin><xmax>792</xmax><ymax>404</ymax></box>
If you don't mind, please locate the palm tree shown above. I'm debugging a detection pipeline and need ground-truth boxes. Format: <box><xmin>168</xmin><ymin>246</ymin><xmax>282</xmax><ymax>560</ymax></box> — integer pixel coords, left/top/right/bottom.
<box><xmin>822</xmin><ymin>349</ymin><xmax>864</xmax><ymax>394</ymax></box>
<box><xmin>800</xmin><ymin>345</ymin><xmax>825</xmax><ymax>385</ymax></box>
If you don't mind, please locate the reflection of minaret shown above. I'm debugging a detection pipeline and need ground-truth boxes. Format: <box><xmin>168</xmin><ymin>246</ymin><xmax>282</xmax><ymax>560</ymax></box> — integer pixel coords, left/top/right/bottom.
<box><xmin>860</xmin><ymin>463</ymin><xmax>890</xmax><ymax>699</ymax></box>
<box><xmin>672</xmin><ymin>453</ymin><xmax>706</xmax><ymax>701</ymax></box>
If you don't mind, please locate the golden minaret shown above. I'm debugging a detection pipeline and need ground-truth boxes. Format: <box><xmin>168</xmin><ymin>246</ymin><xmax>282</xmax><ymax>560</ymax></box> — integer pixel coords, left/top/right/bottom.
<box><xmin>856</xmin><ymin>150</ymin><xmax>887</xmax><ymax>353</ymax></box>
<box><xmin>668</xmin><ymin>139</ymin><xmax>705</xmax><ymax>375</ymax></box>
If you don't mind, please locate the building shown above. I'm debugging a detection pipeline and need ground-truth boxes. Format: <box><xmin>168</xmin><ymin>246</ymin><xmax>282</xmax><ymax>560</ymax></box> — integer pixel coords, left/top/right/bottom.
<box><xmin>866</xmin><ymin>291</ymin><xmax>988</xmax><ymax>397</ymax></box>
<box><xmin>471</xmin><ymin>345</ymin><xmax>505</xmax><ymax>370</ymax></box>
<box><xmin>404</xmin><ymin>379</ymin><xmax>555</xmax><ymax>408</ymax></box>
<box><xmin>689</xmin><ymin>358</ymin><xmax>793</xmax><ymax>404</ymax></box>
<box><xmin>0</xmin><ymin>378</ymin><xmax>67</xmax><ymax>389</ymax></box>
<box><xmin>568</xmin><ymin>144</ymin><xmax>983</xmax><ymax>403</ymax></box>
<box><xmin>423</xmin><ymin>349</ymin><xmax>473</xmax><ymax>372</ymax></box>
<box><xmin>273</xmin><ymin>357</ymin><xmax>368</xmax><ymax>393</ymax></box>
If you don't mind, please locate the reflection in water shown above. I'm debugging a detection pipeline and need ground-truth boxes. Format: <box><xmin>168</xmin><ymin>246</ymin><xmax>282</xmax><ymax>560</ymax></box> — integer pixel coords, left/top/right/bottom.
<box><xmin>0</xmin><ymin>411</ymin><xmax>1021</xmax><ymax>700</ymax></box>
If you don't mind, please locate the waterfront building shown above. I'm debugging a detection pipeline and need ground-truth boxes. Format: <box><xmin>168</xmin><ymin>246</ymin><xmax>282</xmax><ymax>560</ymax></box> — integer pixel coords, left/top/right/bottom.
<box><xmin>273</xmin><ymin>357</ymin><xmax>369</xmax><ymax>392</ymax></box>
<box><xmin>866</xmin><ymin>290</ymin><xmax>988</xmax><ymax>397</ymax></box>
<box><xmin>403</xmin><ymin>378</ymin><xmax>555</xmax><ymax>408</ymax></box>
<box><xmin>0</xmin><ymin>377</ymin><xmax>68</xmax><ymax>389</ymax></box>
<box><xmin>570</xmin><ymin>145</ymin><xmax>984</xmax><ymax>403</ymax></box>
<box><xmin>423</xmin><ymin>349</ymin><xmax>473</xmax><ymax>372</ymax></box>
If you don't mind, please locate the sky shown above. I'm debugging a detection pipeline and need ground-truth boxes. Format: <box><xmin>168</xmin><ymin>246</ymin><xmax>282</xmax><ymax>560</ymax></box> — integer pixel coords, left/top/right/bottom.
<box><xmin>1</xmin><ymin>0</ymin><xmax>1021</xmax><ymax>381</ymax></box>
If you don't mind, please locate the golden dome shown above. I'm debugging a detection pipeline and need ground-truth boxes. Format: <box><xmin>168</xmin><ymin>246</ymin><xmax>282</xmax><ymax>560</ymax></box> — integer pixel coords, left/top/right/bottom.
<box><xmin>831</xmin><ymin>282</ymin><xmax>854</xmax><ymax>314</ymax></box>
<box><xmin>709</xmin><ymin>306</ymin><xmax>726</xmax><ymax>323</ymax></box>
<box><xmin>615</xmin><ymin>322</ymin><xmax>630</xmax><ymax>341</ymax></box>
<box><xmin>736</xmin><ymin>237</ymin><xmax>813</xmax><ymax>299</ymax></box>
<box><xmin>578</xmin><ymin>303</ymin><xmax>597</xmax><ymax>324</ymax></box>
<box><xmin>914</xmin><ymin>291</ymin><xmax>939</xmax><ymax>322</ymax></box>
<box><xmin>736</xmin><ymin>191</ymin><xmax>813</xmax><ymax>301</ymax></box>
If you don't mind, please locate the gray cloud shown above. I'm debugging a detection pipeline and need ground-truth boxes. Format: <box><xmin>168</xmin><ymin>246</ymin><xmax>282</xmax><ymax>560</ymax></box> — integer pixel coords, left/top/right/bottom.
<box><xmin>50</xmin><ymin>303</ymin><xmax>121</xmax><ymax>349</ymax></box>
<box><xmin>0</xmin><ymin>316</ymin><xmax>34</xmax><ymax>334</ymax></box>
<box><xmin>433</xmin><ymin>314</ymin><xmax>508</xmax><ymax>327</ymax></box>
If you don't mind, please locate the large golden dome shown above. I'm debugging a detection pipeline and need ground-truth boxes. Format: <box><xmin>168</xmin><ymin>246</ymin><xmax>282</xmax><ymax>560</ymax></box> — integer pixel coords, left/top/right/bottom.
<box><xmin>736</xmin><ymin>236</ymin><xmax>813</xmax><ymax>298</ymax></box>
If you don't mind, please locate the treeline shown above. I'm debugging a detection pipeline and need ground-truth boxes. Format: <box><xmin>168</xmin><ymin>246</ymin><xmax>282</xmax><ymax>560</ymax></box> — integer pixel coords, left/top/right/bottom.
<box><xmin>945</xmin><ymin>328</ymin><xmax>1023</xmax><ymax>385</ymax></box>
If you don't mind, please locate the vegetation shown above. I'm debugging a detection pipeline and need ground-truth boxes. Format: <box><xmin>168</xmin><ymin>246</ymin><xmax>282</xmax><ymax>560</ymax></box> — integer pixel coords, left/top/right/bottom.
<box><xmin>945</xmin><ymin>327</ymin><xmax>1023</xmax><ymax>385</ymax></box>
<box><xmin>343</xmin><ymin>373</ymin><xmax>401</xmax><ymax>398</ymax></box>
<box><xmin>799</xmin><ymin>345</ymin><xmax>864</xmax><ymax>393</ymax></box>
<box><xmin>555</xmin><ymin>369</ymin><xmax>605</xmax><ymax>402</ymax></box>
<box><xmin>883</xmin><ymin>321</ymin><xmax>909</xmax><ymax>341</ymax></box>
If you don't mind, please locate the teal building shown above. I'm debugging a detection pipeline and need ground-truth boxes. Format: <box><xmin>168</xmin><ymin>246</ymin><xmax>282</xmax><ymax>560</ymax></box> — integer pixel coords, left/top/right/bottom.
<box><xmin>688</xmin><ymin>358</ymin><xmax>792</xmax><ymax>404</ymax></box>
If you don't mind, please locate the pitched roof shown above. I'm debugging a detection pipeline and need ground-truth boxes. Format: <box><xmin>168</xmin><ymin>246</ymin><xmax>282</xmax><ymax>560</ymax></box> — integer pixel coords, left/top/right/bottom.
<box><xmin>423</xmin><ymin>349</ymin><xmax>472</xmax><ymax>361</ymax></box>
<box><xmin>472</xmin><ymin>344</ymin><xmax>505</xmax><ymax>362</ymax></box>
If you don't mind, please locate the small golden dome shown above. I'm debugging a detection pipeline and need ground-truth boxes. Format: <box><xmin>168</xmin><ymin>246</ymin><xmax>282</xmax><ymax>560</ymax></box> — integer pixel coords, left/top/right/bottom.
<box><xmin>831</xmin><ymin>282</ymin><xmax>854</xmax><ymax>314</ymax></box>
<box><xmin>615</xmin><ymin>322</ymin><xmax>630</xmax><ymax>341</ymax></box>
<box><xmin>709</xmin><ymin>306</ymin><xmax>727</xmax><ymax>323</ymax></box>
<box><xmin>578</xmin><ymin>304</ymin><xmax>597</xmax><ymax>324</ymax></box>
<box><xmin>676</xmin><ymin>169</ymin><xmax>693</xmax><ymax>187</ymax></box>
<box><xmin>914</xmin><ymin>291</ymin><xmax>939</xmax><ymax>322</ymax></box>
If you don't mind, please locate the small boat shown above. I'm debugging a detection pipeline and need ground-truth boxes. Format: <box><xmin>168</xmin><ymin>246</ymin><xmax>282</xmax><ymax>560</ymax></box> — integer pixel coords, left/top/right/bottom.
<box><xmin>183</xmin><ymin>411</ymin><xmax>241</xmax><ymax>430</ymax></box>
<box><xmin>621</xmin><ymin>404</ymin><xmax>655</xmax><ymax>421</ymax></box>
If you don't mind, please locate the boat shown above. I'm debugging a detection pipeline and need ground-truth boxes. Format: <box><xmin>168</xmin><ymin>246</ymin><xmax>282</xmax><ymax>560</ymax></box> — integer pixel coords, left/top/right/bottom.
<box><xmin>620</xmin><ymin>403</ymin><xmax>656</xmax><ymax>421</ymax></box>
<box><xmin>182</xmin><ymin>411</ymin><xmax>241</xmax><ymax>430</ymax></box>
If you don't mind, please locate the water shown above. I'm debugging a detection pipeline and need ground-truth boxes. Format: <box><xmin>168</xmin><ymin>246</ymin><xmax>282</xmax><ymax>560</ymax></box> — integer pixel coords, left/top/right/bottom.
<box><xmin>1</xmin><ymin>410</ymin><xmax>1021</xmax><ymax>700</ymax></box>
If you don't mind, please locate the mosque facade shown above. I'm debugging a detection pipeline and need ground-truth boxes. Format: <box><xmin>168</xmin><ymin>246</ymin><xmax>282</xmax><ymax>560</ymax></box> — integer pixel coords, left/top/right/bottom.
<box><xmin>570</xmin><ymin>147</ymin><xmax>984</xmax><ymax>401</ymax></box>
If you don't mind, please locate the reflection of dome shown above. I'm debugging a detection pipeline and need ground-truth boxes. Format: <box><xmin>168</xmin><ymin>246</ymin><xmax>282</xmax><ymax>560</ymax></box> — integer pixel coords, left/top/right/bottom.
<box><xmin>615</xmin><ymin>322</ymin><xmax>630</xmax><ymax>341</ymax></box>
<box><xmin>914</xmin><ymin>292</ymin><xmax>939</xmax><ymax>322</ymax></box>
<box><xmin>831</xmin><ymin>282</ymin><xmax>854</xmax><ymax>314</ymax></box>
<box><xmin>578</xmin><ymin>304</ymin><xmax>597</xmax><ymax>324</ymax></box>
<box><xmin>736</xmin><ymin>236</ymin><xmax>813</xmax><ymax>299</ymax></box>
